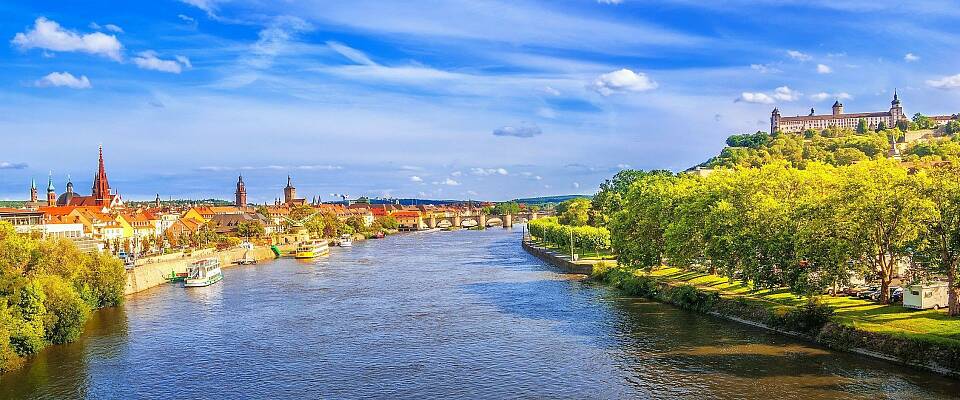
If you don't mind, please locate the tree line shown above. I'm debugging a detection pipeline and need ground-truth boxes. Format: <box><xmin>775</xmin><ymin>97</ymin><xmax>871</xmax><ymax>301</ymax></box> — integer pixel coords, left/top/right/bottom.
<box><xmin>603</xmin><ymin>160</ymin><xmax>960</xmax><ymax>316</ymax></box>
<box><xmin>0</xmin><ymin>222</ymin><xmax>126</xmax><ymax>372</ymax></box>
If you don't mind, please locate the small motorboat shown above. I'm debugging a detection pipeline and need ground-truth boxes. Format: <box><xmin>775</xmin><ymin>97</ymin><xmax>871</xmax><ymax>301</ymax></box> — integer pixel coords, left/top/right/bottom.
<box><xmin>339</xmin><ymin>234</ymin><xmax>353</xmax><ymax>247</ymax></box>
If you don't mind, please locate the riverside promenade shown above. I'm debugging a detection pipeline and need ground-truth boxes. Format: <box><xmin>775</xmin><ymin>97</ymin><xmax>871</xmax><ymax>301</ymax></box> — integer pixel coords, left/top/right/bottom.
<box><xmin>521</xmin><ymin>237</ymin><xmax>609</xmax><ymax>275</ymax></box>
<box><xmin>124</xmin><ymin>245</ymin><xmax>289</xmax><ymax>295</ymax></box>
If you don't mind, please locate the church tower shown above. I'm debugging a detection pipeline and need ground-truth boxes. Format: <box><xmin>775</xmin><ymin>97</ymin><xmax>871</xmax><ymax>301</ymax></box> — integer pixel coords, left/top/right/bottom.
<box><xmin>29</xmin><ymin>179</ymin><xmax>37</xmax><ymax>203</ymax></box>
<box><xmin>91</xmin><ymin>145</ymin><xmax>112</xmax><ymax>206</ymax></box>
<box><xmin>46</xmin><ymin>173</ymin><xmax>56</xmax><ymax>207</ymax></box>
<box><xmin>770</xmin><ymin>107</ymin><xmax>781</xmax><ymax>134</ymax></box>
<box><xmin>155</xmin><ymin>194</ymin><xmax>161</xmax><ymax>208</ymax></box>
<box><xmin>890</xmin><ymin>89</ymin><xmax>904</xmax><ymax>122</ymax></box>
<box><xmin>283</xmin><ymin>175</ymin><xmax>296</xmax><ymax>205</ymax></box>
<box><xmin>235</xmin><ymin>175</ymin><xmax>247</xmax><ymax>207</ymax></box>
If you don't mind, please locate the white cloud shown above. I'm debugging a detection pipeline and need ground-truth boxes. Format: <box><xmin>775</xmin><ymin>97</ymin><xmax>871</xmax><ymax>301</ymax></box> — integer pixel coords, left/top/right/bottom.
<box><xmin>736</xmin><ymin>92</ymin><xmax>774</xmax><ymax>104</ymax></box>
<box><xmin>572</xmin><ymin>182</ymin><xmax>580</xmax><ymax>189</ymax></box>
<box><xmin>772</xmin><ymin>86</ymin><xmax>800</xmax><ymax>101</ymax></box>
<box><xmin>180</xmin><ymin>0</ymin><xmax>220</xmax><ymax>15</ymax></box>
<box><xmin>927</xmin><ymin>74</ymin><xmax>960</xmax><ymax>89</ymax></box>
<box><xmin>750</xmin><ymin>63</ymin><xmax>780</xmax><ymax>73</ymax></box>
<box><xmin>178</xmin><ymin>14</ymin><xmax>196</xmax><ymax>23</ymax></box>
<box><xmin>590</xmin><ymin>68</ymin><xmax>657</xmax><ymax>95</ymax></box>
<box><xmin>34</xmin><ymin>72</ymin><xmax>91</xmax><ymax>89</ymax></box>
<box><xmin>326</xmin><ymin>41</ymin><xmax>376</xmax><ymax>65</ymax></box>
<box><xmin>0</xmin><ymin>162</ymin><xmax>28</xmax><ymax>170</ymax></box>
<box><xmin>471</xmin><ymin>167</ymin><xmax>509</xmax><ymax>176</ymax></box>
<box><xmin>12</xmin><ymin>17</ymin><xmax>122</xmax><ymax>61</ymax></box>
<box><xmin>133</xmin><ymin>51</ymin><xmax>191</xmax><ymax>73</ymax></box>
<box><xmin>450</xmin><ymin>171</ymin><xmax>463</xmax><ymax>177</ymax></box>
<box><xmin>542</xmin><ymin>86</ymin><xmax>561</xmax><ymax>96</ymax></box>
<box><xmin>617</xmin><ymin>163</ymin><xmax>631</xmax><ymax>169</ymax></box>
<box><xmin>597</xmin><ymin>0</ymin><xmax>623</xmax><ymax>4</ymax></box>
<box><xmin>809</xmin><ymin>92</ymin><xmax>852</xmax><ymax>101</ymax></box>
<box><xmin>104</xmin><ymin>24</ymin><xmax>123</xmax><ymax>33</ymax></box>
<box><xmin>175</xmin><ymin>55</ymin><xmax>192</xmax><ymax>69</ymax></box>
<box><xmin>410</xmin><ymin>176</ymin><xmax>423</xmax><ymax>182</ymax></box>
<box><xmin>536</xmin><ymin>107</ymin><xmax>557</xmax><ymax>119</ymax></box>
<box><xmin>493</xmin><ymin>123</ymin><xmax>542</xmax><ymax>138</ymax></box>
<box><xmin>433</xmin><ymin>178</ymin><xmax>460</xmax><ymax>186</ymax></box>
<box><xmin>816</xmin><ymin>64</ymin><xmax>832</xmax><ymax>74</ymax></box>
<box><xmin>904</xmin><ymin>53</ymin><xmax>920</xmax><ymax>62</ymax></box>
<box><xmin>787</xmin><ymin>50</ymin><xmax>811</xmax><ymax>61</ymax></box>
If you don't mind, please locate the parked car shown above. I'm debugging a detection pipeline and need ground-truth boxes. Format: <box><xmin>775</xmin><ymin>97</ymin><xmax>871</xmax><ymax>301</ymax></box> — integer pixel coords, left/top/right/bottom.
<box><xmin>845</xmin><ymin>285</ymin><xmax>872</xmax><ymax>297</ymax></box>
<box><xmin>891</xmin><ymin>287</ymin><xmax>904</xmax><ymax>303</ymax></box>
<box><xmin>857</xmin><ymin>285</ymin><xmax>880</xmax><ymax>299</ymax></box>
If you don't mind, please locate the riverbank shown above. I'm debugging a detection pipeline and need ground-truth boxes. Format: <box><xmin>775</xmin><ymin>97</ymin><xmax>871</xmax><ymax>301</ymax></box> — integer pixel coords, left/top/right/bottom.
<box><xmin>124</xmin><ymin>244</ymin><xmax>292</xmax><ymax>295</ymax></box>
<box><xmin>522</xmin><ymin>237</ymin><xmax>960</xmax><ymax>378</ymax></box>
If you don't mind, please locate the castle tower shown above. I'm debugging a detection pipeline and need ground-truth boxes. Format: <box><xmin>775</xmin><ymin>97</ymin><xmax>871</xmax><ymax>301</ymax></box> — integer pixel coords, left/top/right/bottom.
<box><xmin>235</xmin><ymin>175</ymin><xmax>247</xmax><ymax>208</ymax></box>
<box><xmin>770</xmin><ymin>107</ymin><xmax>781</xmax><ymax>134</ymax></box>
<box><xmin>91</xmin><ymin>145</ymin><xmax>112</xmax><ymax>206</ymax></box>
<box><xmin>890</xmin><ymin>89</ymin><xmax>904</xmax><ymax>122</ymax></box>
<box><xmin>29</xmin><ymin>179</ymin><xmax>37</xmax><ymax>203</ymax></box>
<box><xmin>283</xmin><ymin>175</ymin><xmax>296</xmax><ymax>205</ymax></box>
<box><xmin>46</xmin><ymin>173</ymin><xmax>56</xmax><ymax>207</ymax></box>
<box><xmin>832</xmin><ymin>100</ymin><xmax>844</xmax><ymax>116</ymax></box>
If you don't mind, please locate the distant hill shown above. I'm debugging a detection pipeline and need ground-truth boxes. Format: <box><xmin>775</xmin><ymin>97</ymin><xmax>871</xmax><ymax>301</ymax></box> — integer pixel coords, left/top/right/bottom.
<box><xmin>0</xmin><ymin>201</ymin><xmax>25</xmax><ymax>208</ymax></box>
<box><xmin>512</xmin><ymin>195</ymin><xmax>591</xmax><ymax>205</ymax></box>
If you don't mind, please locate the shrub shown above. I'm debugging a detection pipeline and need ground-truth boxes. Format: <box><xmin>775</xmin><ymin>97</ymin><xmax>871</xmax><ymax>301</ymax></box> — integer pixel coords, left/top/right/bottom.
<box><xmin>40</xmin><ymin>275</ymin><xmax>91</xmax><ymax>344</ymax></box>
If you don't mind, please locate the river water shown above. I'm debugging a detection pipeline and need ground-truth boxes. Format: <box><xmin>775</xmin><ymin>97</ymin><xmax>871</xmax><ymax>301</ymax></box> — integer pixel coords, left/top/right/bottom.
<box><xmin>2</xmin><ymin>228</ymin><xmax>958</xmax><ymax>399</ymax></box>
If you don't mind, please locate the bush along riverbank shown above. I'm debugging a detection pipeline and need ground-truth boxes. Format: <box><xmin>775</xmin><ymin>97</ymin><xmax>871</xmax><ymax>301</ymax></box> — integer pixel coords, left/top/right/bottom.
<box><xmin>590</xmin><ymin>264</ymin><xmax>960</xmax><ymax>377</ymax></box>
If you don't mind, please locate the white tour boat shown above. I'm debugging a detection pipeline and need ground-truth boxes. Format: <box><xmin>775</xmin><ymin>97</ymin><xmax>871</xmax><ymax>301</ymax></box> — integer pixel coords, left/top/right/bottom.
<box><xmin>184</xmin><ymin>258</ymin><xmax>223</xmax><ymax>287</ymax></box>
<box><xmin>339</xmin><ymin>234</ymin><xmax>353</xmax><ymax>247</ymax></box>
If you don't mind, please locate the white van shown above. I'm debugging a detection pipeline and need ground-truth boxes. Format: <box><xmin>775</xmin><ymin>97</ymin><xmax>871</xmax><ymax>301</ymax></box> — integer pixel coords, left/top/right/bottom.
<box><xmin>903</xmin><ymin>282</ymin><xmax>949</xmax><ymax>310</ymax></box>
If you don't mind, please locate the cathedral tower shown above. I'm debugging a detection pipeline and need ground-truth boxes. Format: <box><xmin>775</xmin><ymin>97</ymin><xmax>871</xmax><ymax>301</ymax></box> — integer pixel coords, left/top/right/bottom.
<box><xmin>91</xmin><ymin>145</ymin><xmax>112</xmax><ymax>206</ymax></box>
<box><xmin>235</xmin><ymin>175</ymin><xmax>247</xmax><ymax>208</ymax></box>
<box><xmin>46</xmin><ymin>173</ymin><xmax>56</xmax><ymax>207</ymax></box>
<box><xmin>283</xmin><ymin>175</ymin><xmax>296</xmax><ymax>205</ymax></box>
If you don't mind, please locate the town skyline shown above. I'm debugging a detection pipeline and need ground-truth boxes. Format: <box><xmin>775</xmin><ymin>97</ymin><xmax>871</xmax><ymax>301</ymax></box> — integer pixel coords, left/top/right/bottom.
<box><xmin>3</xmin><ymin>1</ymin><xmax>960</xmax><ymax>201</ymax></box>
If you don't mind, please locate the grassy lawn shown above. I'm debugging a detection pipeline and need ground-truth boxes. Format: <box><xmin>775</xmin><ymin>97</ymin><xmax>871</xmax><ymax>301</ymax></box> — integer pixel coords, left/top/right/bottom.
<box><xmin>642</xmin><ymin>267</ymin><xmax>960</xmax><ymax>346</ymax></box>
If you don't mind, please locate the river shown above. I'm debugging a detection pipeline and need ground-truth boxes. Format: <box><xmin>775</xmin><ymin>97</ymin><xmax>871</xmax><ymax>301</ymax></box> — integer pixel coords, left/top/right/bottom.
<box><xmin>2</xmin><ymin>228</ymin><xmax>958</xmax><ymax>399</ymax></box>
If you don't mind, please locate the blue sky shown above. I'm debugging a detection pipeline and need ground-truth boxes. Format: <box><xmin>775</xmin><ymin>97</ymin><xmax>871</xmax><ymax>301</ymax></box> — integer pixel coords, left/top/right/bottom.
<box><xmin>2</xmin><ymin>0</ymin><xmax>960</xmax><ymax>202</ymax></box>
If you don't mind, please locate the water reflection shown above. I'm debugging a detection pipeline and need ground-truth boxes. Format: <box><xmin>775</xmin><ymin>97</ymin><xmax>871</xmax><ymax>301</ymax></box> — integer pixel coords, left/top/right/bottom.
<box><xmin>1</xmin><ymin>228</ymin><xmax>958</xmax><ymax>399</ymax></box>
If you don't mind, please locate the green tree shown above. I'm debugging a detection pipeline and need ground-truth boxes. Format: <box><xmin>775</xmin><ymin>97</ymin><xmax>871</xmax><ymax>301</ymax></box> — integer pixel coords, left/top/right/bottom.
<box><xmin>913</xmin><ymin>113</ymin><xmax>938</xmax><ymax>129</ymax></box>
<box><xmin>236</xmin><ymin>221</ymin><xmax>265</xmax><ymax>239</ymax></box>
<box><xmin>856</xmin><ymin>118</ymin><xmax>869</xmax><ymax>134</ymax></box>
<box><xmin>491</xmin><ymin>202</ymin><xmax>521</xmax><ymax>215</ymax></box>
<box><xmin>914</xmin><ymin>166</ymin><xmax>960</xmax><ymax>316</ymax></box>
<box><xmin>557</xmin><ymin>198</ymin><xmax>591</xmax><ymax>227</ymax></box>
<box><xmin>840</xmin><ymin>159</ymin><xmax>933</xmax><ymax>303</ymax></box>
<box><xmin>610</xmin><ymin>174</ymin><xmax>686</xmax><ymax>269</ymax></box>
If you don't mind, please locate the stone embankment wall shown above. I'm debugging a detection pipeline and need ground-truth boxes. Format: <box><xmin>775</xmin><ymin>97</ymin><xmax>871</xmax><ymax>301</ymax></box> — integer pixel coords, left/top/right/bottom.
<box><xmin>124</xmin><ymin>246</ymin><xmax>276</xmax><ymax>295</ymax></box>
<box><xmin>522</xmin><ymin>239</ymin><xmax>595</xmax><ymax>275</ymax></box>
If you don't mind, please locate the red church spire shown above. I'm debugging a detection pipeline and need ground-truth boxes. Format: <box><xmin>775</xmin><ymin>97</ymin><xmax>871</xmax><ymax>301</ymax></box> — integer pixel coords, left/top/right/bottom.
<box><xmin>92</xmin><ymin>144</ymin><xmax>111</xmax><ymax>205</ymax></box>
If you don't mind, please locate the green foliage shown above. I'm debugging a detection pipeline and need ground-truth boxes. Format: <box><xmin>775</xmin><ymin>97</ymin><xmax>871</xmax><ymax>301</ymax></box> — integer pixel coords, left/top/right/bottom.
<box><xmin>705</xmin><ymin>128</ymin><xmax>896</xmax><ymax>168</ymax></box>
<box><xmin>0</xmin><ymin>221</ymin><xmax>127</xmax><ymax>371</ymax></box>
<box><xmin>945</xmin><ymin>120</ymin><xmax>960</xmax><ymax>136</ymax></box>
<box><xmin>374</xmin><ymin>215</ymin><xmax>399</xmax><ymax>231</ymax></box>
<box><xmin>303</xmin><ymin>217</ymin><xmax>326</xmax><ymax>238</ymax></box>
<box><xmin>528</xmin><ymin>217</ymin><xmax>611</xmax><ymax>254</ymax></box>
<box><xmin>856</xmin><ymin>118</ymin><xmax>869</xmax><ymax>134</ymax></box>
<box><xmin>913</xmin><ymin>113</ymin><xmax>938</xmax><ymax>130</ymax></box>
<box><xmin>556</xmin><ymin>198</ymin><xmax>591</xmax><ymax>226</ymax></box>
<box><xmin>725</xmin><ymin>131</ymin><xmax>771</xmax><ymax>148</ymax></box>
<box><xmin>490</xmin><ymin>201</ymin><xmax>521</xmax><ymax>215</ymax></box>
<box><xmin>39</xmin><ymin>275</ymin><xmax>91</xmax><ymax>344</ymax></box>
<box><xmin>236</xmin><ymin>221</ymin><xmax>265</xmax><ymax>239</ymax></box>
<box><xmin>607</xmin><ymin>160</ymin><xmax>946</xmax><ymax>303</ymax></box>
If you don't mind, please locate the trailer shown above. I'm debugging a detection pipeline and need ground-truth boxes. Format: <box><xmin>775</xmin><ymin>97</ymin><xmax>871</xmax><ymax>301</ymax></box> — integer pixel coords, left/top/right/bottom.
<box><xmin>903</xmin><ymin>282</ymin><xmax>949</xmax><ymax>310</ymax></box>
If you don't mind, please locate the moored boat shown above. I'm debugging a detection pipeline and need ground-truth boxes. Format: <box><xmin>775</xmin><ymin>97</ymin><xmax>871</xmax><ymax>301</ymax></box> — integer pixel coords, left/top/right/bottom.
<box><xmin>184</xmin><ymin>258</ymin><xmax>223</xmax><ymax>287</ymax></box>
<box><xmin>295</xmin><ymin>240</ymin><xmax>330</xmax><ymax>259</ymax></box>
<box><xmin>339</xmin><ymin>234</ymin><xmax>353</xmax><ymax>247</ymax></box>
